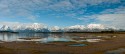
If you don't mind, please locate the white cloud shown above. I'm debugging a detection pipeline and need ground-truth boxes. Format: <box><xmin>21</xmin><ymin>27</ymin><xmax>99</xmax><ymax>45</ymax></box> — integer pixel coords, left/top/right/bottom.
<box><xmin>78</xmin><ymin>15</ymin><xmax>95</xmax><ymax>20</ymax></box>
<box><xmin>0</xmin><ymin>0</ymin><xmax>124</xmax><ymax>28</ymax></box>
<box><xmin>77</xmin><ymin>17</ymin><xmax>92</xmax><ymax>23</ymax></box>
<box><xmin>94</xmin><ymin>6</ymin><xmax>125</xmax><ymax>29</ymax></box>
<box><xmin>0</xmin><ymin>0</ymin><xmax>121</xmax><ymax>19</ymax></box>
<box><xmin>0</xmin><ymin>22</ymin><xmax>21</xmax><ymax>28</ymax></box>
<box><xmin>77</xmin><ymin>5</ymin><xmax>125</xmax><ymax>29</ymax></box>
<box><xmin>92</xmin><ymin>14</ymin><xmax>125</xmax><ymax>29</ymax></box>
<box><xmin>101</xmin><ymin>6</ymin><xmax>125</xmax><ymax>14</ymax></box>
<box><xmin>97</xmin><ymin>14</ymin><xmax>125</xmax><ymax>21</ymax></box>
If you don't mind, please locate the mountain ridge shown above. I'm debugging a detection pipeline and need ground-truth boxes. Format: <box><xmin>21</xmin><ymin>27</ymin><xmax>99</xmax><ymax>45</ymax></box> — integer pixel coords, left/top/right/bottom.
<box><xmin>0</xmin><ymin>23</ymin><xmax>123</xmax><ymax>33</ymax></box>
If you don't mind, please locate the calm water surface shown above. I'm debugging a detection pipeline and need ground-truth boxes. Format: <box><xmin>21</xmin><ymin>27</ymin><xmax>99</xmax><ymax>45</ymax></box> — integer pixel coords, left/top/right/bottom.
<box><xmin>0</xmin><ymin>33</ymin><xmax>113</xmax><ymax>43</ymax></box>
<box><xmin>0</xmin><ymin>33</ymin><xmax>75</xmax><ymax>43</ymax></box>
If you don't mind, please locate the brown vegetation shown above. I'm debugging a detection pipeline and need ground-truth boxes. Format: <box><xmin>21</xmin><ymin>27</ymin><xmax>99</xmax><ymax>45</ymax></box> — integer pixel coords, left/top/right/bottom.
<box><xmin>0</xmin><ymin>33</ymin><xmax>125</xmax><ymax>54</ymax></box>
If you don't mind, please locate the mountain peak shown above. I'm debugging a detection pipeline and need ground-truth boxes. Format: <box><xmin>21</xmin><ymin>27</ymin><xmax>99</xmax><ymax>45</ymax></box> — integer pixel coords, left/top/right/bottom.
<box><xmin>87</xmin><ymin>24</ymin><xmax>105</xmax><ymax>29</ymax></box>
<box><xmin>0</xmin><ymin>25</ymin><xmax>10</xmax><ymax>31</ymax></box>
<box><xmin>0</xmin><ymin>23</ymin><xmax>120</xmax><ymax>32</ymax></box>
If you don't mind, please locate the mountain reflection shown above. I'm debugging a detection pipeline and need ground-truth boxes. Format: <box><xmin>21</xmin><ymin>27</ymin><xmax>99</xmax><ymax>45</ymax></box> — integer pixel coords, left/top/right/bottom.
<box><xmin>0</xmin><ymin>33</ymin><xmax>72</xmax><ymax>42</ymax></box>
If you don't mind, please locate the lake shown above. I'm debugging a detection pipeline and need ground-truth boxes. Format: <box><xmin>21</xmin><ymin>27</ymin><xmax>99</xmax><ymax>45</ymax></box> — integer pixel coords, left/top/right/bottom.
<box><xmin>0</xmin><ymin>33</ymin><xmax>74</xmax><ymax>42</ymax></box>
<box><xmin>0</xmin><ymin>33</ymin><xmax>114</xmax><ymax>43</ymax></box>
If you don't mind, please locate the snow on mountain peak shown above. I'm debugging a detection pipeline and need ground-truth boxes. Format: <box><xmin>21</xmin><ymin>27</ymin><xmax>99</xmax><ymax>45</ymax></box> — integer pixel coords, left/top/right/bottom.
<box><xmin>50</xmin><ymin>26</ymin><xmax>60</xmax><ymax>31</ymax></box>
<box><xmin>0</xmin><ymin>25</ymin><xmax>10</xmax><ymax>31</ymax></box>
<box><xmin>0</xmin><ymin>23</ymin><xmax>119</xmax><ymax>32</ymax></box>
<box><xmin>87</xmin><ymin>24</ymin><xmax>105</xmax><ymax>29</ymax></box>
<box><xmin>26</xmin><ymin>23</ymin><xmax>47</xmax><ymax>30</ymax></box>
<box><xmin>68</xmin><ymin>25</ymin><xmax>85</xmax><ymax>30</ymax></box>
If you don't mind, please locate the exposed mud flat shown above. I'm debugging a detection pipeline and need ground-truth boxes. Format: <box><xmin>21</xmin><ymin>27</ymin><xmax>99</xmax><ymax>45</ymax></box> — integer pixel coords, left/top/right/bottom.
<box><xmin>0</xmin><ymin>33</ymin><xmax>125</xmax><ymax>54</ymax></box>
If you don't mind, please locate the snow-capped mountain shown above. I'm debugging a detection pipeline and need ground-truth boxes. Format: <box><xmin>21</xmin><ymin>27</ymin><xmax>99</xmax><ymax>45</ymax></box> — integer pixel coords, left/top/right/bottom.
<box><xmin>0</xmin><ymin>23</ymin><xmax>120</xmax><ymax>32</ymax></box>
<box><xmin>25</xmin><ymin>23</ymin><xmax>47</xmax><ymax>30</ymax></box>
<box><xmin>11</xmin><ymin>25</ymin><xmax>23</xmax><ymax>31</ymax></box>
<box><xmin>19</xmin><ymin>23</ymin><xmax>49</xmax><ymax>32</ymax></box>
<box><xmin>0</xmin><ymin>23</ymin><xmax>49</xmax><ymax>32</ymax></box>
<box><xmin>0</xmin><ymin>25</ymin><xmax>11</xmax><ymax>31</ymax></box>
<box><xmin>68</xmin><ymin>25</ymin><xmax>85</xmax><ymax>30</ymax></box>
<box><xmin>64</xmin><ymin>25</ymin><xmax>85</xmax><ymax>32</ymax></box>
<box><xmin>87</xmin><ymin>24</ymin><xmax>105</xmax><ymax>29</ymax></box>
<box><xmin>64</xmin><ymin>24</ymin><xmax>118</xmax><ymax>32</ymax></box>
<box><xmin>86</xmin><ymin>24</ymin><xmax>106</xmax><ymax>32</ymax></box>
<box><xmin>50</xmin><ymin>26</ymin><xmax>63</xmax><ymax>32</ymax></box>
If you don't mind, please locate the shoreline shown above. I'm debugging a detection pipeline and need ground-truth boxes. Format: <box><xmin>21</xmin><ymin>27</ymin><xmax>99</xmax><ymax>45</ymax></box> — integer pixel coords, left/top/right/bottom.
<box><xmin>0</xmin><ymin>33</ymin><xmax>125</xmax><ymax>54</ymax></box>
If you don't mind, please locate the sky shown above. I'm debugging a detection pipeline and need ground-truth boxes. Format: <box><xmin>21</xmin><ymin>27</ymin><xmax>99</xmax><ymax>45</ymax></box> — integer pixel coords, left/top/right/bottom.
<box><xmin>0</xmin><ymin>0</ymin><xmax>125</xmax><ymax>28</ymax></box>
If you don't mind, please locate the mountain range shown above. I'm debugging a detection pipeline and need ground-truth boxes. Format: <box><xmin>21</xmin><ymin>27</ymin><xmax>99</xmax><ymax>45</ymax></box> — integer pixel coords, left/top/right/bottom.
<box><xmin>0</xmin><ymin>23</ymin><xmax>123</xmax><ymax>33</ymax></box>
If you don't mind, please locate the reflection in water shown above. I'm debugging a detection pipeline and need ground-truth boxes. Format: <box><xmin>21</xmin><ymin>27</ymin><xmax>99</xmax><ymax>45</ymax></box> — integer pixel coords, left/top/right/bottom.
<box><xmin>0</xmin><ymin>33</ymin><xmax>18</xmax><ymax>41</ymax></box>
<box><xmin>0</xmin><ymin>33</ymin><xmax>73</xmax><ymax>43</ymax></box>
<box><xmin>68</xmin><ymin>44</ymin><xmax>87</xmax><ymax>46</ymax></box>
<box><xmin>0</xmin><ymin>33</ymin><xmax>112</xmax><ymax>43</ymax></box>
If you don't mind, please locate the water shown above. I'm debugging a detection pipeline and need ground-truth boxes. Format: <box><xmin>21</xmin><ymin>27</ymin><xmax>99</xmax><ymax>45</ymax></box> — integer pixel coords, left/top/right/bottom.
<box><xmin>0</xmin><ymin>33</ymin><xmax>111</xmax><ymax>43</ymax></box>
<box><xmin>0</xmin><ymin>33</ymin><xmax>73</xmax><ymax>43</ymax></box>
<box><xmin>68</xmin><ymin>44</ymin><xmax>87</xmax><ymax>46</ymax></box>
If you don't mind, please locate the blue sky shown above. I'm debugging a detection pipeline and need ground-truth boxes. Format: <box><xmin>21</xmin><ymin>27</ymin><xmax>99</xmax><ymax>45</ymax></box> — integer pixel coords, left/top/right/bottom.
<box><xmin>0</xmin><ymin>0</ymin><xmax>125</xmax><ymax>28</ymax></box>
